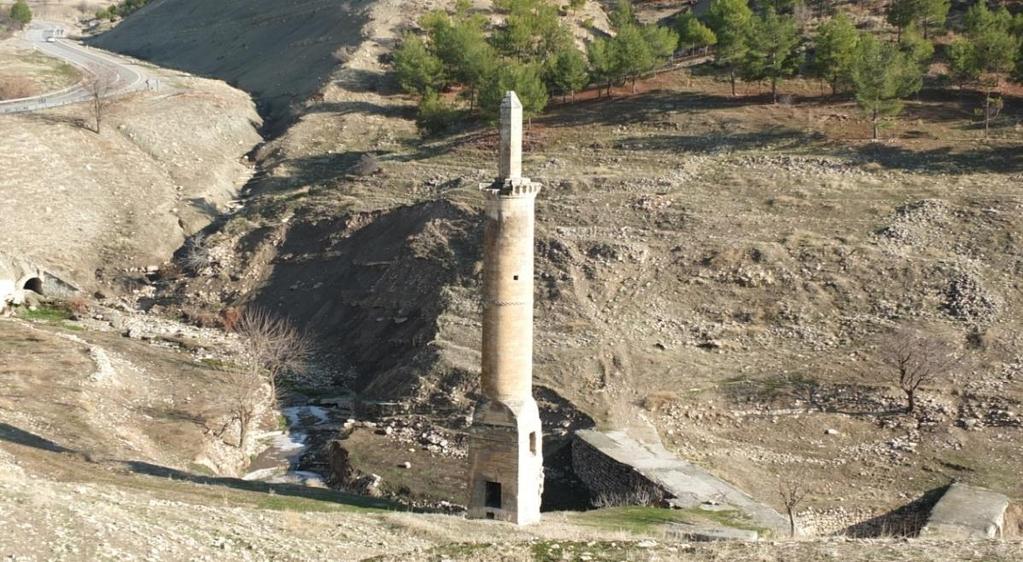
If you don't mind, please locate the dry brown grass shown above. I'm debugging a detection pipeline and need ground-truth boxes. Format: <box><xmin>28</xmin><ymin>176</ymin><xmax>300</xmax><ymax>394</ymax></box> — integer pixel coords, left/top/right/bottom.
<box><xmin>0</xmin><ymin>75</ymin><xmax>35</xmax><ymax>100</ymax></box>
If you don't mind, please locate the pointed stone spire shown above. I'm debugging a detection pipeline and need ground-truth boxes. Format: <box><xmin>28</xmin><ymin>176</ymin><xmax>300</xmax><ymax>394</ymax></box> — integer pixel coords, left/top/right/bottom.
<box><xmin>499</xmin><ymin>91</ymin><xmax>523</xmax><ymax>181</ymax></box>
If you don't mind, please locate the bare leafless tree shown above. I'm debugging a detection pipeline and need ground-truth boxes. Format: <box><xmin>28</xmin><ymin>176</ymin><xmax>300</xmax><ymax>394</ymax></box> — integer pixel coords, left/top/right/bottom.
<box><xmin>880</xmin><ymin>327</ymin><xmax>961</xmax><ymax>414</ymax></box>
<box><xmin>778</xmin><ymin>478</ymin><xmax>808</xmax><ymax>538</ymax></box>
<box><xmin>234</xmin><ymin>307</ymin><xmax>311</xmax><ymax>404</ymax></box>
<box><xmin>222</xmin><ymin>365</ymin><xmax>266</xmax><ymax>449</ymax></box>
<box><xmin>87</xmin><ymin>74</ymin><xmax>112</xmax><ymax>133</ymax></box>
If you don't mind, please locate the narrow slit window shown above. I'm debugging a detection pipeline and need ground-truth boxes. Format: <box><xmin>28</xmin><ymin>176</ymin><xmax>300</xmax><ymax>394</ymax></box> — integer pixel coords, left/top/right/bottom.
<box><xmin>529</xmin><ymin>432</ymin><xmax>537</xmax><ymax>455</ymax></box>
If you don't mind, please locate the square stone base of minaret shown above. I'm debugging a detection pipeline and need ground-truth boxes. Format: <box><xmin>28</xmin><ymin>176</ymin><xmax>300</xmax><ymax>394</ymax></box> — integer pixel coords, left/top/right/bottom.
<box><xmin>467</xmin><ymin>399</ymin><xmax>544</xmax><ymax>524</ymax></box>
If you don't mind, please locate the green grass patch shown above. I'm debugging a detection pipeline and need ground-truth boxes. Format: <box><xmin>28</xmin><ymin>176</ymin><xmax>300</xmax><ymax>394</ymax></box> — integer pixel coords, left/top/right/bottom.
<box><xmin>18</xmin><ymin>305</ymin><xmax>72</xmax><ymax>322</ymax></box>
<box><xmin>572</xmin><ymin>505</ymin><xmax>769</xmax><ymax>536</ymax></box>
<box><xmin>252</xmin><ymin>487</ymin><xmax>397</xmax><ymax>513</ymax></box>
<box><xmin>198</xmin><ymin>358</ymin><xmax>237</xmax><ymax>371</ymax></box>
<box><xmin>573</xmin><ymin>506</ymin><xmax>687</xmax><ymax>533</ymax></box>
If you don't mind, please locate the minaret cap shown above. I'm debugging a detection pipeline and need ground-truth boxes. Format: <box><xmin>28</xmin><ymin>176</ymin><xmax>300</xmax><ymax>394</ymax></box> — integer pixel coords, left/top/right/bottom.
<box><xmin>499</xmin><ymin>91</ymin><xmax>523</xmax><ymax>181</ymax></box>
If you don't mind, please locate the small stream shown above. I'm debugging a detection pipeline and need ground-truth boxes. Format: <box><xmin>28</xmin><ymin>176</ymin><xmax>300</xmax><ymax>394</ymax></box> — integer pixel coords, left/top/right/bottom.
<box><xmin>242</xmin><ymin>398</ymin><xmax>353</xmax><ymax>487</ymax></box>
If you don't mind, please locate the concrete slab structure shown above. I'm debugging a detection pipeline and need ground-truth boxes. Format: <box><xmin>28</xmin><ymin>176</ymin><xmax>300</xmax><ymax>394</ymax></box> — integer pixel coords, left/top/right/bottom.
<box><xmin>0</xmin><ymin>253</ymin><xmax>46</xmax><ymax>314</ymax></box>
<box><xmin>574</xmin><ymin>428</ymin><xmax>789</xmax><ymax>536</ymax></box>
<box><xmin>920</xmin><ymin>483</ymin><xmax>1010</xmax><ymax>539</ymax></box>
<box><xmin>466</xmin><ymin>92</ymin><xmax>544</xmax><ymax>525</ymax></box>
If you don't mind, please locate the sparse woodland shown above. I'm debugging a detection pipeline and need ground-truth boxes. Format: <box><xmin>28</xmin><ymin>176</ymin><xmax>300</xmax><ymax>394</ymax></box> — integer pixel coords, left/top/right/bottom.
<box><xmin>395</xmin><ymin>0</ymin><xmax>1023</xmax><ymax>139</ymax></box>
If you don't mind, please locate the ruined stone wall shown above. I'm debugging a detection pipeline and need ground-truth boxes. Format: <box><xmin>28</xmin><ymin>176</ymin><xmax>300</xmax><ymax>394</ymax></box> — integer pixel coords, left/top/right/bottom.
<box><xmin>570</xmin><ymin>436</ymin><xmax>666</xmax><ymax>506</ymax></box>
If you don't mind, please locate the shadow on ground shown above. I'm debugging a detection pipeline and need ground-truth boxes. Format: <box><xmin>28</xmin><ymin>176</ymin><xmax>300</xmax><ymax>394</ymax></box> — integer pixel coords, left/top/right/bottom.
<box><xmin>0</xmin><ymin>422</ymin><xmax>398</xmax><ymax>511</ymax></box>
<box><xmin>841</xmin><ymin>485</ymin><xmax>949</xmax><ymax>538</ymax></box>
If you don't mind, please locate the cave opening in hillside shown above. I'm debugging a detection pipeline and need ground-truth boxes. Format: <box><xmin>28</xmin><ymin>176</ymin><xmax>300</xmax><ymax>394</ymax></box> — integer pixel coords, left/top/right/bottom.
<box><xmin>22</xmin><ymin>277</ymin><xmax>42</xmax><ymax>294</ymax></box>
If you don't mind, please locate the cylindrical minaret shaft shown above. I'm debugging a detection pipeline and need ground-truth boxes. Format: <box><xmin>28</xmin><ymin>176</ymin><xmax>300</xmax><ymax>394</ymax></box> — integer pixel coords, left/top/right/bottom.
<box><xmin>481</xmin><ymin>92</ymin><xmax>539</xmax><ymax>403</ymax></box>
<box><xmin>481</xmin><ymin>190</ymin><xmax>536</xmax><ymax>402</ymax></box>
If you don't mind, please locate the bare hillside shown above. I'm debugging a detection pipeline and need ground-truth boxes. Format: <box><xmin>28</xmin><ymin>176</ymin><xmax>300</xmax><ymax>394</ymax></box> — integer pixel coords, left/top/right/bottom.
<box><xmin>88</xmin><ymin>0</ymin><xmax>373</xmax><ymax>127</ymax></box>
<box><xmin>0</xmin><ymin>45</ymin><xmax>261</xmax><ymax>288</ymax></box>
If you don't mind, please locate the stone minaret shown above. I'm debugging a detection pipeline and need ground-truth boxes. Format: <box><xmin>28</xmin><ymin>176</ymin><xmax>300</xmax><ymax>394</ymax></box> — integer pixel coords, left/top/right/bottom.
<box><xmin>467</xmin><ymin>91</ymin><xmax>543</xmax><ymax>524</ymax></box>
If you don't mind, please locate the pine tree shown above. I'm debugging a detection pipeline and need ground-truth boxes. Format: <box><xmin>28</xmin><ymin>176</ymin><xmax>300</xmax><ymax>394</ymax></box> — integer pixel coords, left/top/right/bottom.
<box><xmin>424</xmin><ymin>10</ymin><xmax>498</xmax><ymax>110</ymax></box>
<box><xmin>851</xmin><ymin>34</ymin><xmax>922</xmax><ymax>139</ymax></box>
<box><xmin>706</xmin><ymin>0</ymin><xmax>754</xmax><ymax>96</ymax></box>
<box><xmin>676</xmin><ymin>13</ymin><xmax>717</xmax><ymax>55</ymax></box>
<box><xmin>546</xmin><ymin>45</ymin><xmax>589</xmax><ymax>101</ymax></box>
<box><xmin>812</xmin><ymin>13</ymin><xmax>858</xmax><ymax>95</ymax></box>
<box><xmin>743</xmin><ymin>8</ymin><xmax>800</xmax><ymax>103</ymax></box>
<box><xmin>886</xmin><ymin>0</ymin><xmax>949</xmax><ymax>40</ymax></box>
<box><xmin>613</xmin><ymin>24</ymin><xmax>656</xmax><ymax>93</ymax></box>
<box><xmin>898</xmin><ymin>26</ymin><xmax>934</xmax><ymax>73</ymax></box>
<box><xmin>9</xmin><ymin>0</ymin><xmax>32</xmax><ymax>28</ymax></box>
<box><xmin>610</xmin><ymin>0</ymin><xmax>635</xmax><ymax>31</ymax></box>
<box><xmin>949</xmin><ymin>1</ymin><xmax>1019</xmax><ymax>137</ymax></box>
<box><xmin>479</xmin><ymin>60</ymin><xmax>549</xmax><ymax>121</ymax></box>
<box><xmin>492</xmin><ymin>0</ymin><xmax>571</xmax><ymax>60</ymax></box>
<box><xmin>393</xmin><ymin>33</ymin><xmax>444</xmax><ymax>95</ymax></box>
<box><xmin>587</xmin><ymin>37</ymin><xmax>617</xmax><ymax>97</ymax></box>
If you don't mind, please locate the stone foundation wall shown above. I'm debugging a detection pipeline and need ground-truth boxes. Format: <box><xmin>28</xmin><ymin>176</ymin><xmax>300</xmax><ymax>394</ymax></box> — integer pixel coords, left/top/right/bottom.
<box><xmin>570</xmin><ymin>436</ymin><xmax>666</xmax><ymax>506</ymax></box>
<box><xmin>797</xmin><ymin>507</ymin><xmax>877</xmax><ymax>536</ymax></box>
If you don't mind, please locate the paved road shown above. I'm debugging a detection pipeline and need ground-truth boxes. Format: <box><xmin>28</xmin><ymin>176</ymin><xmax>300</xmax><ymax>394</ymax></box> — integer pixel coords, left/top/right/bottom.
<box><xmin>0</xmin><ymin>21</ymin><xmax>148</xmax><ymax>114</ymax></box>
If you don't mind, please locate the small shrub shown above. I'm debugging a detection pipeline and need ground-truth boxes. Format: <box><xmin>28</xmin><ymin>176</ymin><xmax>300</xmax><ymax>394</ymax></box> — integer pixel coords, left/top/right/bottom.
<box><xmin>181</xmin><ymin>233</ymin><xmax>212</xmax><ymax>274</ymax></box>
<box><xmin>591</xmin><ymin>487</ymin><xmax>658</xmax><ymax>508</ymax></box>
<box><xmin>350</xmin><ymin>153</ymin><xmax>381</xmax><ymax>176</ymax></box>
<box><xmin>220</xmin><ymin>307</ymin><xmax>241</xmax><ymax>332</ymax></box>
<box><xmin>416</xmin><ymin>90</ymin><xmax>459</xmax><ymax>136</ymax></box>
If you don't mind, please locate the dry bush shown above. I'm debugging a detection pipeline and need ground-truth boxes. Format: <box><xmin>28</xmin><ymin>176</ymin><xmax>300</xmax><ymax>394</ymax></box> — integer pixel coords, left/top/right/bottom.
<box><xmin>591</xmin><ymin>487</ymin><xmax>659</xmax><ymax>508</ymax></box>
<box><xmin>181</xmin><ymin>306</ymin><xmax>221</xmax><ymax>328</ymax></box>
<box><xmin>0</xmin><ymin>76</ymin><xmax>36</xmax><ymax>100</ymax></box>
<box><xmin>219</xmin><ymin>307</ymin><xmax>241</xmax><ymax>332</ymax></box>
<box><xmin>180</xmin><ymin>233</ymin><xmax>212</xmax><ymax>274</ymax></box>
<box><xmin>65</xmin><ymin>294</ymin><xmax>90</xmax><ymax>316</ymax></box>
<box><xmin>641</xmin><ymin>390</ymin><xmax>680</xmax><ymax>412</ymax></box>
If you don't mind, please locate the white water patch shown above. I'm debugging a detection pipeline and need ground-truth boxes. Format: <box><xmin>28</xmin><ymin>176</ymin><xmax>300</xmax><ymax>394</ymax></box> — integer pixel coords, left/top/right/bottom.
<box><xmin>281</xmin><ymin>405</ymin><xmax>332</xmax><ymax>426</ymax></box>
<box><xmin>266</xmin><ymin>470</ymin><xmax>328</xmax><ymax>488</ymax></box>
<box><xmin>242</xmin><ymin>404</ymin><xmax>340</xmax><ymax>484</ymax></box>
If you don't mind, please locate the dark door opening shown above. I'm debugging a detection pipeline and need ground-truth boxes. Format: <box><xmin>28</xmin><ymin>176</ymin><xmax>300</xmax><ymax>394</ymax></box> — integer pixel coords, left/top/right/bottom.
<box><xmin>485</xmin><ymin>481</ymin><xmax>502</xmax><ymax>509</ymax></box>
<box><xmin>22</xmin><ymin>278</ymin><xmax>42</xmax><ymax>294</ymax></box>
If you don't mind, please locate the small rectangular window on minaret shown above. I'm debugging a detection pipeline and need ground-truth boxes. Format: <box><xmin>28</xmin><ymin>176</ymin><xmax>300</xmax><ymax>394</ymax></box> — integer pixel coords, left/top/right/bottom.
<box><xmin>513</xmin><ymin>275</ymin><xmax>519</xmax><ymax>281</ymax></box>
<box><xmin>529</xmin><ymin>432</ymin><xmax>537</xmax><ymax>455</ymax></box>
